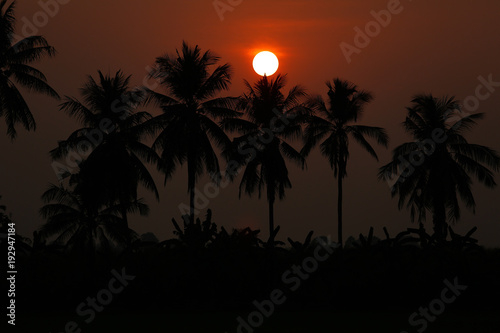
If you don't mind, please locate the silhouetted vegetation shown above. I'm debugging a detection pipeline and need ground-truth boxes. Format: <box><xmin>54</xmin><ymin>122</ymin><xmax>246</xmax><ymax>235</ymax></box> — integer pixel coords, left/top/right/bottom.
<box><xmin>39</xmin><ymin>183</ymin><xmax>144</xmax><ymax>258</ymax></box>
<box><xmin>223</xmin><ymin>74</ymin><xmax>308</xmax><ymax>239</ymax></box>
<box><xmin>50</xmin><ymin>70</ymin><xmax>161</xmax><ymax>228</ymax></box>
<box><xmin>0</xmin><ymin>0</ymin><xmax>59</xmax><ymax>139</ymax></box>
<box><xmin>15</xmin><ymin>210</ymin><xmax>500</xmax><ymax>332</ymax></box>
<box><xmin>302</xmin><ymin>79</ymin><xmax>389</xmax><ymax>247</ymax></box>
<box><xmin>379</xmin><ymin>95</ymin><xmax>500</xmax><ymax>241</ymax></box>
<box><xmin>146</xmin><ymin>42</ymin><xmax>239</xmax><ymax>223</ymax></box>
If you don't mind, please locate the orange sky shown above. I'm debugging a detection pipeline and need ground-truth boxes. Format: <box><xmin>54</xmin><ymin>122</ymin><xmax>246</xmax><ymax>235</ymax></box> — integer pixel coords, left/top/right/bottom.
<box><xmin>1</xmin><ymin>0</ymin><xmax>499</xmax><ymax>246</ymax></box>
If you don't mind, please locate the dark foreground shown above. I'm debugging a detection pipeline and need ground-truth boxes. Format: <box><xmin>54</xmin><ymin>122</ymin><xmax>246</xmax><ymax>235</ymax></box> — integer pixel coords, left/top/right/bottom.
<box><xmin>11</xmin><ymin>221</ymin><xmax>500</xmax><ymax>332</ymax></box>
<box><xmin>18</xmin><ymin>309</ymin><xmax>500</xmax><ymax>332</ymax></box>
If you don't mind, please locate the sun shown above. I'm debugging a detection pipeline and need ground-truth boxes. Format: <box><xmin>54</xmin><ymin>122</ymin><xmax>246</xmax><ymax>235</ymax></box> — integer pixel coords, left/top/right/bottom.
<box><xmin>253</xmin><ymin>51</ymin><xmax>279</xmax><ymax>76</ymax></box>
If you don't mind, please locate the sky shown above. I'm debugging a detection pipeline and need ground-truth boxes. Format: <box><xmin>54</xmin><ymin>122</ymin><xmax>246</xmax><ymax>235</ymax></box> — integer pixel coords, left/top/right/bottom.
<box><xmin>1</xmin><ymin>0</ymin><xmax>499</xmax><ymax>247</ymax></box>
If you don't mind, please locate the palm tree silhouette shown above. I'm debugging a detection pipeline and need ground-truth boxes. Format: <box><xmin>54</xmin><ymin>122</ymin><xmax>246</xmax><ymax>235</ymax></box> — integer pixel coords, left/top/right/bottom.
<box><xmin>301</xmin><ymin>78</ymin><xmax>388</xmax><ymax>247</ymax></box>
<box><xmin>0</xmin><ymin>0</ymin><xmax>59</xmax><ymax>139</ymax></box>
<box><xmin>222</xmin><ymin>74</ymin><xmax>307</xmax><ymax>239</ymax></box>
<box><xmin>147</xmin><ymin>42</ymin><xmax>239</xmax><ymax>223</ymax></box>
<box><xmin>379</xmin><ymin>94</ymin><xmax>500</xmax><ymax>240</ymax></box>
<box><xmin>50</xmin><ymin>70</ymin><xmax>160</xmax><ymax>227</ymax></box>
<box><xmin>39</xmin><ymin>184</ymin><xmax>146</xmax><ymax>258</ymax></box>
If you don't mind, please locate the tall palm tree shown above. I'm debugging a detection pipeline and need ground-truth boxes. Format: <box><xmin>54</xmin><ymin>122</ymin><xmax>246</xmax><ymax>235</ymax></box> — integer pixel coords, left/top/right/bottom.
<box><xmin>39</xmin><ymin>184</ymin><xmax>147</xmax><ymax>258</ymax></box>
<box><xmin>147</xmin><ymin>42</ymin><xmax>239</xmax><ymax>223</ymax></box>
<box><xmin>0</xmin><ymin>0</ymin><xmax>59</xmax><ymax>139</ymax></box>
<box><xmin>301</xmin><ymin>78</ymin><xmax>388</xmax><ymax>247</ymax></box>
<box><xmin>222</xmin><ymin>74</ymin><xmax>307</xmax><ymax>238</ymax></box>
<box><xmin>379</xmin><ymin>94</ymin><xmax>500</xmax><ymax>240</ymax></box>
<box><xmin>50</xmin><ymin>70</ymin><xmax>160</xmax><ymax>227</ymax></box>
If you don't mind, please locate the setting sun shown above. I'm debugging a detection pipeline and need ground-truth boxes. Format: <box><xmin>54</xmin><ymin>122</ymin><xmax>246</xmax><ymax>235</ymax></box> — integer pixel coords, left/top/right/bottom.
<box><xmin>252</xmin><ymin>51</ymin><xmax>279</xmax><ymax>76</ymax></box>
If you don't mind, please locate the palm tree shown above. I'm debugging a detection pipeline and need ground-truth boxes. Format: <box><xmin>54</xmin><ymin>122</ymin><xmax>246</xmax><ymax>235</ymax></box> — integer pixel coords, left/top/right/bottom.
<box><xmin>379</xmin><ymin>94</ymin><xmax>500</xmax><ymax>240</ymax></box>
<box><xmin>0</xmin><ymin>0</ymin><xmax>59</xmax><ymax>139</ymax></box>
<box><xmin>39</xmin><ymin>184</ymin><xmax>147</xmax><ymax>258</ymax></box>
<box><xmin>301</xmin><ymin>78</ymin><xmax>388</xmax><ymax>247</ymax></box>
<box><xmin>222</xmin><ymin>74</ymin><xmax>307</xmax><ymax>238</ymax></box>
<box><xmin>50</xmin><ymin>70</ymin><xmax>160</xmax><ymax>227</ymax></box>
<box><xmin>146</xmin><ymin>42</ymin><xmax>239</xmax><ymax>223</ymax></box>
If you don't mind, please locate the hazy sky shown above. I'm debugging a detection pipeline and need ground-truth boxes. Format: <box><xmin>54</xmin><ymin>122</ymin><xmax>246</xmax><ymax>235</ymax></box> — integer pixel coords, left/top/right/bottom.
<box><xmin>1</xmin><ymin>0</ymin><xmax>499</xmax><ymax>246</ymax></box>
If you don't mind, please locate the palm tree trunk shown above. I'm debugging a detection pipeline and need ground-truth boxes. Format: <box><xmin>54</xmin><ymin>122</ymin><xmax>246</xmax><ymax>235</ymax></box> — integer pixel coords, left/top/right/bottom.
<box><xmin>189</xmin><ymin>185</ymin><xmax>195</xmax><ymax>224</ymax></box>
<box><xmin>431</xmin><ymin>153</ymin><xmax>448</xmax><ymax>242</ymax></box>
<box><xmin>269</xmin><ymin>199</ymin><xmax>275</xmax><ymax>242</ymax></box>
<box><xmin>188</xmin><ymin>152</ymin><xmax>196</xmax><ymax>224</ymax></box>
<box><xmin>432</xmin><ymin>195</ymin><xmax>447</xmax><ymax>241</ymax></box>
<box><xmin>337</xmin><ymin>174</ymin><xmax>343</xmax><ymax>248</ymax></box>
<box><xmin>266</xmin><ymin>198</ymin><xmax>276</xmax><ymax>289</ymax></box>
